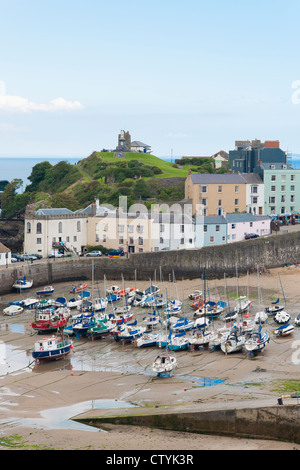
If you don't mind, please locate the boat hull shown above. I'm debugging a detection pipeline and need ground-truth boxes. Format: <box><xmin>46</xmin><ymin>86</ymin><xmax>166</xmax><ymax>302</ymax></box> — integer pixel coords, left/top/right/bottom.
<box><xmin>32</xmin><ymin>344</ymin><xmax>72</xmax><ymax>362</ymax></box>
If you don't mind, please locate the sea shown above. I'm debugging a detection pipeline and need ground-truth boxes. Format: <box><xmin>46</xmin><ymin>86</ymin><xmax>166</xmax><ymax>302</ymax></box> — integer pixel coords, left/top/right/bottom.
<box><xmin>0</xmin><ymin>154</ymin><xmax>300</xmax><ymax>193</ymax></box>
<box><xmin>0</xmin><ymin>156</ymin><xmax>81</xmax><ymax>191</ymax></box>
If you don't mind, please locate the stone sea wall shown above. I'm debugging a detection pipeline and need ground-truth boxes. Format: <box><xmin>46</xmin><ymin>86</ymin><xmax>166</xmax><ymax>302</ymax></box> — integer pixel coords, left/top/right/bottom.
<box><xmin>0</xmin><ymin>232</ymin><xmax>299</xmax><ymax>295</ymax></box>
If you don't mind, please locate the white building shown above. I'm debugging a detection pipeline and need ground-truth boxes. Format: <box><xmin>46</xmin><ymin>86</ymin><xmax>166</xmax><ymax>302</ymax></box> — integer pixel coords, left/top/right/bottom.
<box><xmin>241</xmin><ymin>173</ymin><xmax>265</xmax><ymax>215</ymax></box>
<box><xmin>24</xmin><ymin>205</ymin><xmax>94</xmax><ymax>257</ymax></box>
<box><xmin>0</xmin><ymin>242</ymin><xmax>11</xmax><ymax>266</ymax></box>
<box><xmin>152</xmin><ymin>213</ymin><xmax>195</xmax><ymax>252</ymax></box>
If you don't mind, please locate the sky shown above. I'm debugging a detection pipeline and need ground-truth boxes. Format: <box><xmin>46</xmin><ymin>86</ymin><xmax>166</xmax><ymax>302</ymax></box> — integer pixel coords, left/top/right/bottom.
<box><xmin>1</xmin><ymin>0</ymin><xmax>300</xmax><ymax>158</ymax></box>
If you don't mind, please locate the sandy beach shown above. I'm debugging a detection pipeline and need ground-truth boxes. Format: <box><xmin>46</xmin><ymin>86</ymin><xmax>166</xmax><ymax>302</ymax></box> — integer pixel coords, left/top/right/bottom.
<box><xmin>0</xmin><ymin>265</ymin><xmax>300</xmax><ymax>450</ymax></box>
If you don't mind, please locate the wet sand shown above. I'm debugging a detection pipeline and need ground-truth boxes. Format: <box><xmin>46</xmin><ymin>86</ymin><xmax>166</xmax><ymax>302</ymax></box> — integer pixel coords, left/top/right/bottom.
<box><xmin>0</xmin><ymin>266</ymin><xmax>300</xmax><ymax>450</ymax></box>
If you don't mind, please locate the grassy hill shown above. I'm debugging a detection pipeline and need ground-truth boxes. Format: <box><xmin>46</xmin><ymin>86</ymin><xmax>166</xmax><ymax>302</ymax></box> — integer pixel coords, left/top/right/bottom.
<box><xmin>78</xmin><ymin>151</ymin><xmax>196</xmax><ymax>180</ymax></box>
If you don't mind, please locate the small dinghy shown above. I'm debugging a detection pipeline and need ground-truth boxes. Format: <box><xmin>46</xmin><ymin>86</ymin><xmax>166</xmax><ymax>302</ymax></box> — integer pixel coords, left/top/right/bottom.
<box><xmin>254</xmin><ymin>311</ymin><xmax>268</xmax><ymax>324</ymax></box>
<box><xmin>188</xmin><ymin>290</ymin><xmax>202</xmax><ymax>300</ymax></box>
<box><xmin>152</xmin><ymin>353</ymin><xmax>177</xmax><ymax>377</ymax></box>
<box><xmin>3</xmin><ymin>305</ymin><xmax>24</xmax><ymax>316</ymax></box>
<box><xmin>244</xmin><ymin>325</ymin><xmax>269</xmax><ymax>354</ymax></box>
<box><xmin>67</xmin><ymin>298</ymin><xmax>82</xmax><ymax>309</ymax></box>
<box><xmin>294</xmin><ymin>314</ymin><xmax>300</xmax><ymax>327</ymax></box>
<box><xmin>221</xmin><ymin>328</ymin><xmax>245</xmax><ymax>354</ymax></box>
<box><xmin>32</xmin><ymin>336</ymin><xmax>73</xmax><ymax>363</ymax></box>
<box><xmin>70</xmin><ymin>283</ymin><xmax>87</xmax><ymax>293</ymax></box>
<box><xmin>36</xmin><ymin>286</ymin><xmax>54</xmax><ymax>296</ymax></box>
<box><xmin>135</xmin><ymin>332</ymin><xmax>161</xmax><ymax>348</ymax></box>
<box><xmin>13</xmin><ymin>276</ymin><xmax>33</xmax><ymax>291</ymax></box>
<box><xmin>274</xmin><ymin>323</ymin><xmax>294</xmax><ymax>337</ymax></box>
<box><xmin>188</xmin><ymin>328</ymin><xmax>214</xmax><ymax>349</ymax></box>
<box><xmin>265</xmin><ymin>298</ymin><xmax>284</xmax><ymax>315</ymax></box>
<box><xmin>274</xmin><ymin>311</ymin><xmax>290</xmax><ymax>325</ymax></box>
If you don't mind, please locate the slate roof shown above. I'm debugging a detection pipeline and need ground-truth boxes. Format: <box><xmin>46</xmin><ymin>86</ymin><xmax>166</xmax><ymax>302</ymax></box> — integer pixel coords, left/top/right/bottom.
<box><xmin>36</xmin><ymin>208</ymin><xmax>73</xmax><ymax>215</ymax></box>
<box><xmin>190</xmin><ymin>173</ymin><xmax>246</xmax><ymax>184</ymax></box>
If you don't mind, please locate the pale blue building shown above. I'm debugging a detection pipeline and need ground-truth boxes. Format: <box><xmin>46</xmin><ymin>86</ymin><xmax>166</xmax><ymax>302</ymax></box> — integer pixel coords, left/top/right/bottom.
<box><xmin>195</xmin><ymin>216</ymin><xmax>227</xmax><ymax>248</ymax></box>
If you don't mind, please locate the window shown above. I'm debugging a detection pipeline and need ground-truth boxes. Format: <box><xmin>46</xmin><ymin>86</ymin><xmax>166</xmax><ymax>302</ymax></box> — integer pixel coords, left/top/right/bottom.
<box><xmin>180</xmin><ymin>238</ymin><xmax>184</xmax><ymax>244</ymax></box>
<box><xmin>203</xmin><ymin>225</ymin><xmax>207</xmax><ymax>232</ymax></box>
<box><xmin>235</xmin><ymin>199</ymin><xmax>239</xmax><ymax>205</ymax></box>
<box><xmin>95</xmin><ymin>234</ymin><xmax>99</xmax><ymax>242</ymax></box>
<box><xmin>138</xmin><ymin>237</ymin><xmax>143</xmax><ymax>245</ymax></box>
<box><xmin>73</xmin><ymin>236</ymin><xmax>77</xmax><ymax>242</ymax></box>
<box><xmin>280</xmin><ymin>207</ymin><xmax>285</xmax><ymax>214</ymax></box>
<box><xmin>77</xmin><ymin>221</ymin><xmax>81</xmax><ymax>232</ymax></box>
<box><xmin>58</xmin><ymin>222</ymin><xmax>62</xmax><ymax>233</ymax></box>
<box><xmin>160</xmin><ymin>237</ymin><xmax>164</xmax><ymax>244</ymax></box>
<box><xmin>291</xmin><ymin>185</ymin><xmax>295</xmax><ymax>192</ymax></box>
<box><xmin>118</xmin><ymin>224</ymin><xmax>124</xmax><ymax>233</ymax></box>
<box><xmin>252</xmin><ymin>197</ymin><xmax>258</xmax><ymax>204</ymax></box>
<box><xmin>66</xmin><ymin>236</ymin><xmax>70</xmax><ymax>242</ymax></box>
<box><xmin>180</xmin><ymin>225</ymin><xmax>184</xmax><ymax>233</ymax></box>
<box><xmin>281</xmin><ymin>175</ymin><xmax>286</xmax><ymax>182</ymax></box>
<box><xmin>235</xmin><ymin>186</ymin><xmax>239</xmax><ymax>193</ymax></box>
<box><xmin>231</xmin><ymin>224</ymin><xmax>236</xmax><ymax>229</ymax></box>
<box><xmin>281</xmin><ymin>185</ymin><xmax>286</xmax><ymax>192</ymax></box>
<box><xmin>281</xmin><ymin>195</ymin><xmax>285</xmax><ymax>202</ymax></box>
<box><xmin>201</xmin><ymin>198</ymin><xmax>207</xmax><ymax>206</ymax></box>
<box><xmin>218</xmin><ymin>199</ymin><xmax>222</xmax><ymax>206</ymax></box>
<box><xmin>222</xmin><ymin>236</ymin><xmax>225</xmax><ymax>241</ymax></box>
<box><xmin>291</xmin><ymin>195</ymin><xmax>295</xmax><ymax>202</ymax></box>
<box><xmin>129</xmin><ymin>237</ymin><xmax>134</xmax><ymax>244</ymax></box>
<box><xmin>103</xmin><ymin>234</ymin><xmax>106</xmax><ymax>242</ymax></box>
<box><xmin>210</xmin><ymin>236</ymin><xmax>214</xmax><ymax>243</ymax></box>
<box><xmin>189</xmin><ymin>238</ymin><xmax>193</xmax><ymax>244</ymax></box>
<box><xmin>232</xmin><ymin>234</ymin><xmax>236</xmax><ymax>240</ymax></box>
<box><xmin>27</xmin><ymin>222</ymin><xmax>31</xmax><ymax>233</ymax></box>
<box><xmin>137</xmin><ymin>225</ymin><xmax>143</xmax><ymax>233</ymax></box>
<box><xmin>291</xmin><ymin>175</ymin><xmax>295</xmax><ymax>181</ymax></box>
<box><xmin>37</xmin><ymin>238</ymin><xmax>42</xmax><ymax>244</ymax></box>
<box><xmin>128</xmin><ymin>225</ymin><xmax>134</xmax><ymax>233</ymax></box>
<box><xmin>160</xmin><ymin>224</ymin><xmax>164</xmax><ymax>233</ymax></box>
<box><xmin>119</xmin><ymin>236</ymin><xmax>124</xmax><ymax>244</ymax></box>
<box><xmin>36</xmin><ymin>222</ymin><xmax>42</xmax><ymax>234</ymax></box>
<box><xmin>250</xmin><ymin>222</ymin><xmax>253</xmax><ymax>227</ymax></box>
<box><xmin>271</xmin><ymin>175</ymin><xmax>276</xmax><ymax>181</ymax></box>
<box><xmin>201</xmin><ymin>185</ymin><xmax>207</xmax><ymax>193</ymax></box>
<box><xmin>251</xmin><ymin>186</ymin><xmax>258</xmax><ymax>193</ymax></box>
<box><xmin>271</xmin><ymin>186</ymin><xmax>276</xmax><ymax>192</ymax></box>
<box><xmin>216</xmin><ymin>225</ymin><xmax>220</xmax><ymax>232</ymax></box>
<box><xmin>218</xmin><ymin>185</ymin><xmax>222</xmax><ymax>193</ymax></box>
<box><xmin>202</xmin><ymin>208</ymin><xmax>207</xmax><ymax>216</ymax></box>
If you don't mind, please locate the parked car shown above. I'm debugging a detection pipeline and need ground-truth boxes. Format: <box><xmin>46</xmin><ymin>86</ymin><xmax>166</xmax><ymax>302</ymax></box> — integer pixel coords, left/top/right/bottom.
<box><xmin>106</xmin><ymin>249</ymin><xmax>124</xmax><ymax>258</ymax></box>
<box><xmin>11</xmin><ymin>257</ymin><xmax>18</xmax><ymax>263</ymax></box>
<box><xmin>12</xmin><ymin>254</ymin><xmax>23</xmax><ymax>261</ymax></box>
<box><xmin>48</xmin><ymin>251</ymin><xmax>64</xmax><ymax>258</ymax></box>
<box><xmin>86</xmin><ymin>250</ymin><xmax>102</xmax><ymax>257</ymax></box>
<box><xmin>23</xmin><ymin>254</ymin><xmax>38</xmax><ymax>261</ymax></box>
<box><xmin>245</xmin><ymin>233</ymin><xmax>260</xmax><ymax>240</ymax></box>
<box><xmin>29</xmin><ymin>253</ymin><xmax>43</xmax><ymax>259</ymax></box>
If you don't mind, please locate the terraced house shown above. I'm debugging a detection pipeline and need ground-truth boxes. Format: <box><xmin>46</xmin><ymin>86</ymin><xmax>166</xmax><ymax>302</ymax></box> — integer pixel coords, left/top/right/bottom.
<box><xmin>185</xmin><ymin>173</ymin><xmax>264</xmax><ymax>216</ymax></box>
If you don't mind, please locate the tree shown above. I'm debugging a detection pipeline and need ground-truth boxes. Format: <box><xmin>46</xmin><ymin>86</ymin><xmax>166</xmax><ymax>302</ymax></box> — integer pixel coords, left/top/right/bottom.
<box><xmin>1</xmin><ymin>179</ymin><xmax>27</xmax><ymax>217</ymax></box>
<box><xmin>26</xmin><ymin>161</ymin><xmax>52</xmax><ymax>192</ymax></box>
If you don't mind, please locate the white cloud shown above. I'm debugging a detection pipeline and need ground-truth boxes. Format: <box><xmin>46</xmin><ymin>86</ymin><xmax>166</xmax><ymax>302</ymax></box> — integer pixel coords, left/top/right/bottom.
<box><xmin>0</xmin><ymin>81</ymin><xmax>83</xmax><ymax>113</ymax></box>
<box><xmin>0</xmin><ymin>95</ymin><xmax>83</xmax><ymax>113</ymax></box>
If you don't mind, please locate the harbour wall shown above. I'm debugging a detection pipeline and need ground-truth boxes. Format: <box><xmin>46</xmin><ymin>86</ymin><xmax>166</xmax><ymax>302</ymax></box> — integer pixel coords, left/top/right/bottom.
<box><xmin>1</xmin><ymin>232</ymin><xmax>300</xmax><ymax>295</ymax></box>
<box><xmin>75</xmin><ymin>405</ymin><xmax>300</xmax><ymax>444</ymax></box>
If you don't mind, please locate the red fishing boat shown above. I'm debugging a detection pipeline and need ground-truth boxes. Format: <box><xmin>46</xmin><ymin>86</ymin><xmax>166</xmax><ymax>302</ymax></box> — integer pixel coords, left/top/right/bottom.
<box><xmin>30</xmin><ymin>308</ymin><xmax>71</xmax><ymax>333</ymax></box>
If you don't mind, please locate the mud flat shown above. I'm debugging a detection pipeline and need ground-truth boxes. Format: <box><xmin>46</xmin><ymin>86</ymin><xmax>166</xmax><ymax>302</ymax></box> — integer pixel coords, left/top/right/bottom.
<box><xmin>0</xmin><ymin>266</ymin><xmax>299</xmax><ymax>450</ymax></box>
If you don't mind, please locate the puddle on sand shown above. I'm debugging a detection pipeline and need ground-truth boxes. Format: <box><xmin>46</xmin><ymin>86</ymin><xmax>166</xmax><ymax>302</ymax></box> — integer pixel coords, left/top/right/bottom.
<box><xmin>0</xmin><ymin>399</ymin><xmax>136</xmax><ymax>433</ymax></box>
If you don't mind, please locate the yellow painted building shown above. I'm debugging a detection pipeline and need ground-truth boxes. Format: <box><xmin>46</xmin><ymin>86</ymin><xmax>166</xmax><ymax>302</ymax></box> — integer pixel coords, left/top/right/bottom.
<box><xmin>185</xmin><ymin>173</ymin><xmax>247</xmax><ymax>216</ymax></box>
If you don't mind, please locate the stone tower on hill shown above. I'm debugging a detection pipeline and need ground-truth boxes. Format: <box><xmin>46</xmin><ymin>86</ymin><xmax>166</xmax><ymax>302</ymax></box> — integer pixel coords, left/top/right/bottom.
<box><xmin>116</xmin><ymin>130</ymin><xmax>131</xmax><ymax>152</ymax></box>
